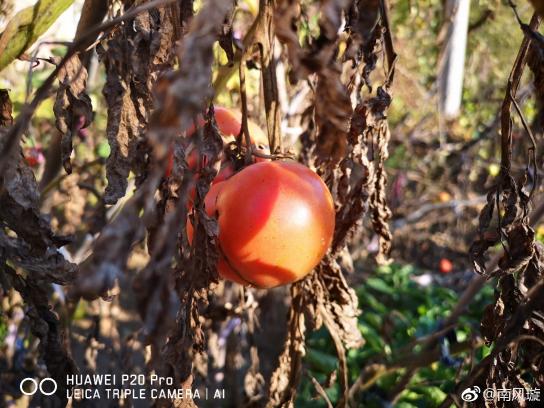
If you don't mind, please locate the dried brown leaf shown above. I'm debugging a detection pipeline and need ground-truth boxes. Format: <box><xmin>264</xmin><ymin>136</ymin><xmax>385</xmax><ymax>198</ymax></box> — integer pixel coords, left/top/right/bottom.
<box><xmin>345</xmin><ymin>0</ymin><xmax>381</xmax><ymax>88</ymax></box>
<box><xmin>0</xmin><ymin>230</ymin><xmax>76</xmax><ymax>284</ymax></box>
<box><xmin>71</xmin><ymin>196</ymin><xmax>145</xmax><ymax>300</ymax></box>
<box><xmin>53</xmin><ymin>54</ymin><xmax>93</xmax><ymax>174</ymax></box>
<box><xmin>98</xmin><ymin>4</ymin><xmax>177</xmax><ymax>204</ymax></box>
<box><xmin>0</xmin><ymin>88</ymin><xmax>13</xmax><ymax>126</ymax></box>
<box><xmin>267</xmin><ymin>279</ymin><xmax>311</xmax><ymax>408</ymax></box>
<box><xmin>1</xmin><ymin>89</ymin><xmax>77</xmax><ymax>403</ymax></box>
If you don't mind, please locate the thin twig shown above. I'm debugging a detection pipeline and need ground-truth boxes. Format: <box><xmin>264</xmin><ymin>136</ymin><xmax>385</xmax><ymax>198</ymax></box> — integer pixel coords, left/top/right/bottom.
<box><xmin>238</xmin><ymin>56</ymin><xmax>253</xmax><ymax>165</ymax></box>
<box><xmin>392</xmin><ymin>196</ymin><xmax>487</xmax><ymax>230</ymax></box>
<box><xmin>379</xmin><ymin>0</ymin><xmax>397</xmax><ymax>88</ymax></box>
<box><xmin>257</xmin><ymin>0</ymin><xmax>282</xmax><ymax>152</ymax></box>
<box><xmin>311</xmin><ymin>376</ymin><xmax>334</xmax><ymax>408</ymax></box>
<box><xmin>349</xmin><ymin>339</ymin><xmax>482</xmax><ymax>401</ymax></box>
<box><xmin>509</xmin><ymin>90</ymin><xmax>538</xmax><ymax>199</ymax></box>
<box><xmin>499</xmin><ymin>13</ymin><xmax>541</xmax><ymax>172</ymax></box>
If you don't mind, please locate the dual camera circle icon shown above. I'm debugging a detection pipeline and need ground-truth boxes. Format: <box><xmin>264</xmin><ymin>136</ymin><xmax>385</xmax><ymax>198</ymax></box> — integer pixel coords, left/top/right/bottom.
<box><xmin>19</xmin><ymin>378</ymin><xmax>57</xmax><ymax>396</ymax></box>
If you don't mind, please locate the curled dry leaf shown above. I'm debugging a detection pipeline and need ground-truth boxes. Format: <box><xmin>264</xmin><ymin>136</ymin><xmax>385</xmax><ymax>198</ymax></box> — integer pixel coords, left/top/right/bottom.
<box><xmin>367</xmin><ymin>90</ymin><xmax>393</xmax><ymax>264</ymax></box>
<box><xmin>309</xmin><ymin>0</ymin><xmax>352</xmax><ymax>163</ymax></box>
<box><xmin>71</xmin><ymin>197</ymin><xmax>145</xmax><ymax>300</ymax></box>
<box><xmin>0</xmin><ymin>88</ymin><xmax>13</xmax><ymax>126</ymax></box>
<box><xmin>459</xmin><ymin>13</ymin><xmax>544</xmax><ymax>402</ymax></box>
<box><xmin>134</xmin><ymin>141</ymin><xmax>193</xmax><ymax>367</ymax></box>
<box><xmin>333</xmin><ymin>77</ymin><xmax>393</xmax><ymax>259</ymax></box>
<box><xmin>129</xmin><ymin>1</ymin><xmax>234</xmax><ymax>403</ymax></box>
<box><xmin>345</xmin><ymin>0</ymin><xmax>381</xmax><ymax>89</ymax></box>
<box><xmin>317</xmin><ymin>256</ymin><xmax>364</xmax><ymax>350</ymax></box>
<box><xmin>314</xmin><ymin>68</ymin><xmax>352</xmax><ymax>162</ymax></box>
<box><xmin>6</xmin><ymin>267</ymin><xmax>78</xmax><ymax>405</ymax></box>
<box><xmin>53</xmin><ymin>54</ymin><xmax>93</xmax><ymax>174</ymax></box>
<box><xmin>152</xmin><ymin>114</ymin><xmax>224</xmax><ymax>407</ymax></box>
<box><xmin>218</xmin><ymin>6</ymin><xmax>236</xmax><ymax>66</ymax></box>
<box><xmin>273</xmin><ymin>0</ymin><xmax>303</xmax><ymax>74</ymax></box>
<box><xmin>275</xmin><ymin>0</ymin><xmax>352</xmax><ymax>162</ymax></box>
<box><xmin>0</xmin><ymin>90</ymin><xmax>77</xmax><ymax>402</ymax></box>
<box><xmin>0</xmin><ymin>230</ymin><xmax>75</xmax><ymax>284</ymax></box>
<box><xmin>98</xmin><ymin>2</ymin><xmax>177</xmax><ymax>204</ymax></box>
<box><xmin>268</xmin><ymin>257</ymin><xmax>363</xmax><ymax>406</ymax></box>
<box><xmin>343</xmin><ymin>0</ymin><xmax>395</xmax><ymax>263</ymax></box>
<box><xmin>267</xmin><ymin>279</ymin><xmax>312</xmax><ymax>407</ymax></box>
<box><xmin>1</xmin><ymin>90</ymin><xmax>75</xmax><ymax>264</ymax></box>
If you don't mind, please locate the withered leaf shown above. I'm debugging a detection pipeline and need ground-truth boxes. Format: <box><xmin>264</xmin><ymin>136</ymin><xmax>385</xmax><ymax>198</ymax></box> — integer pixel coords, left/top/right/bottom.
<box><xmin>317</xmin><ymin>256</ymin><xmax>364</xmax><ymax>349</ymax></box>
<box><xmin>345</xmin><ymin>0</ymin><xmax>381</xmax><ymax>88</ymax></box>
<box><xmin>268</xmin><ymin>279</ymin><xmax>312</xmax><ymax>407</ymax></box>
<box><xmin>498</xmin><ymin>224</ymin><xmax>535</xmax><ymax>275</ymax></box>
<box><xmin>275</xmin><ymin>0</ymin><xmax>352</xmax><ymax>162</ymax></box>
<box><xmin>0</xmin><ymin>88</ymin><xmax>13</xmax><ymax>126</ymax></box>
<box><xmin>315</xmin><ymin>68</ymin><xmax>352</xmax><ymax>162</ymax></box>
<box><xmin>1</xmin><ymin>89</ymin><xmax>77</xmax><ymax>402</ymax></box>
<box><xmin>98</xmin><ymin>6</ymin><xmax>177</xmax><ymax>204</ymax></box>
<box><xmin>1</xmin><ymin>90</ymin><xmax>74</xmax><ymax>259</ymax></box>
<box><xmin>72</xmin><ymin>196</ymin><xmax>145</xmax><ymax>300</ymax></box>
<box><xmin>0</xmin><ymin>230</ymin><xmax>76</xmax><ymax>284</ymax></box>
<box><xmin>218</xmin><ymin>7</ymin><xmax>236</xmax><ymax>65</ymax></box>
<box><xmin>53</xmin><ymin>55</ymin><xmax>93</xmax><ymax>174</ymax></box>
<box><xmin>268</xmin><ymin>257</ymin><xmax>362</xmax><ymax>407</ymax></box>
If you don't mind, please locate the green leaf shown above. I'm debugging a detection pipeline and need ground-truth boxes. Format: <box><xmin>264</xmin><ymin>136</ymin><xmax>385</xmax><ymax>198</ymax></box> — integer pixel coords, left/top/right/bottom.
<box><xmin>0</xmin><ymin>0</ymin><xmax>75</xmax><ymax>72</ymax></box>
<box><xmin>306</xmin><ymin>348</ymin><xmax>338</xmax><ymax>373</ymax></box>
<box><xmin>365</xmin><ymin>277</ymin><xmax>395</xmax><ymax>295</ymax></box>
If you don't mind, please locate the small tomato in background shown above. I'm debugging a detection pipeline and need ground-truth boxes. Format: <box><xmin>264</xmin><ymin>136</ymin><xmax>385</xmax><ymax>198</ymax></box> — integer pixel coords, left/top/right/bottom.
<box><xmin>439</xmin><ymin>258</ymin><xmax>453</xmax><ymax>274</ymax></box>
<box><xmin>165</xmin><ymin>106</ymin><xmax>270</xmax><ymax>178</ymax></box>
<box><xmin>24</xmin><ymin>145</ymin><xmax>45</xmax><ymax>168</ymax></box>
<box><xmin>437</xmin><ymin>191</ymin><xmax>451</xmax><ymax>203</ymax></box>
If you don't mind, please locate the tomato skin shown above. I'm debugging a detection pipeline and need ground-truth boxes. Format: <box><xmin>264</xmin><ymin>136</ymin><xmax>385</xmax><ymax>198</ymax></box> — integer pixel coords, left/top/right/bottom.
<box><xmin>186</xmin><ymin>107</ymin><xmax>269</xmax><ymax>148</ymax></box>
<box><xmin>215</xmin><ymin>161</ymin><xmax>335</xmax><ymax>288</ymax></box>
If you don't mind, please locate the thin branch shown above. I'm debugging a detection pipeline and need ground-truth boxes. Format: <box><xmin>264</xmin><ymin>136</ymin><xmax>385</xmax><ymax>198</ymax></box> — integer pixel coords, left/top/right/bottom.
<box><xmin>392</xmin><ymin>196</ymin><xmax>487</xmax><ymax>230</ymax></box>
<box><xmin>379</xmin><ymin>0</ymin><xmax>397</xmax><ymax>88</ymax></box>
<box><xmin>499</xmin><ymin>13</ymin><xmax>541</xmax><ymax>172</ymax></box>
<box><xmin>510</xmin><ymin>90</ymin><xmax>538</xmax><ymax>199</ymax></box>
<box><xmin>238</xmin><ymin>56</ymin><xmax>253</xmax><ymax>165</ymax></box>
<box><xmin>257</xmin><ymin>0</ymin><xmax>282</xmax><ymax>152</ymax></box>
<box><xmin>311</xmin><ymin>376</ymin><xmax>334</xmax><ymax>408</ymax></box>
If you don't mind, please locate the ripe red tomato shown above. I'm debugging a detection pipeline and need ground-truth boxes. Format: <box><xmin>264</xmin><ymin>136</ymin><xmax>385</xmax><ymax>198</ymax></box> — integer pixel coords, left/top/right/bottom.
<box><xmin>165</xmin><ymin>106</ymin><xmax>269</xmax><ymax>177</ymax></box>
<box><xmin>439</xmin><ymin>258</ymin><xmax>453</xmax><ymax>274</ymax></box>
<box><xmin>204</xmin><ymin>161</ymin><xmax>335</xmax><ymax>288</ymax></box>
